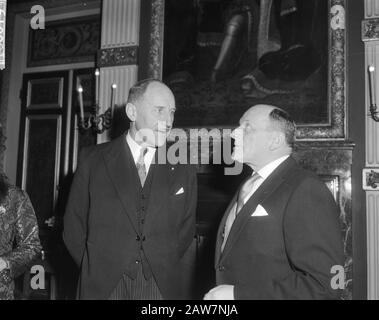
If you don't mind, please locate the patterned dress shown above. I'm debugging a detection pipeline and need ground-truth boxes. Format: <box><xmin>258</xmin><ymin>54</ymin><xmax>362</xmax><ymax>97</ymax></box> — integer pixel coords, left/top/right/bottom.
<box><xmin>0</xmin><ymin>186</ymin><xmax>42</xmax><ymax>300</ymax></box>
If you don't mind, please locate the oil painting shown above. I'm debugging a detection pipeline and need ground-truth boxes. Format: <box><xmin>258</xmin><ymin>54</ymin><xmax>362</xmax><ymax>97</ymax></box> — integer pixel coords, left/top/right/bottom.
<box><xmin>142</xmin><ymin>0</ymin><xmax>346</xmax><ymax>139</ymax></box>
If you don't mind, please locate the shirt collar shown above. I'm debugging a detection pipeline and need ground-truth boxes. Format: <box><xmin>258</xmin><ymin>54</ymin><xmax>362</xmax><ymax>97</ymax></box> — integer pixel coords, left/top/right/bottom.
<box><xmin>257</xmin><ymin>155</ymin><xmax>290</xmax><ymax>180</ymax></box>
<box><xmin>126</xmin><ymin>131</ymin><xmax>156</xmax><ymax>164</ymax></box>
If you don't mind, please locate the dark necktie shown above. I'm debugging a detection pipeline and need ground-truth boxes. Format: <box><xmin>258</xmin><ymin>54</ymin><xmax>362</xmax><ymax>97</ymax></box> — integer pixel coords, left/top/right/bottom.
<box><xmin>136</xmin><ymin>147</ymin><xmax>148</xmax><ymax>187</ymax></box>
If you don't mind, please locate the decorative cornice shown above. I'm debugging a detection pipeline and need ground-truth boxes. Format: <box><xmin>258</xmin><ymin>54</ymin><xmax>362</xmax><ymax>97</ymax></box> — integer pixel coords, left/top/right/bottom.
<box><xmin>97</xmin><ymin>46</ymin><xmax>138</xmax><ymax>68</ymax></box>
<box><xmin>362</xmin><ymin>18</ymin><xmax>379</xmax><ymax>41</ymax></box>
<box><xmin>10</xmin><ymin>0</ymin><xmax>100</xmax><ymax>13</ymax></box>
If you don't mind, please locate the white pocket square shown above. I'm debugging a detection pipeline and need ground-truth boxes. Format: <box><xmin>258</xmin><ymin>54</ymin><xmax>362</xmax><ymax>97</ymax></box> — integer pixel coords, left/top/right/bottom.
<box><xmin>175</xmin><ymin>187</ymin><xmax>184</xmax><ymax>195</ymax></box>
<box><xmin>251</xmin><ymin>204</ymin><xmax>269</xmax><ymax>217</ymax></box>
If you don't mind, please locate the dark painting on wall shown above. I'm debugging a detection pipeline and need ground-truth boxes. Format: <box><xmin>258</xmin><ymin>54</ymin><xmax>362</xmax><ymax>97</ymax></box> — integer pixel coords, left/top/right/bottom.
<box><xmin>144</xmin><ymin>0</ymin><xmax>346</xmax><ymax>140</ymax></box>
<box><xmin>163</xmin><ymin>0</ymin><xmax>328</xmax><ymax>125</ymax></box>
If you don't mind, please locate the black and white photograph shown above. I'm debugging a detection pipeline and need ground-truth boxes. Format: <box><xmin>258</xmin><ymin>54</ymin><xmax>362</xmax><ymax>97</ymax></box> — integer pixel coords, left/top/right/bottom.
<box><xmin>0</xmin><ymin>0</ymin><xmax>375</xmax><ymax>311</ymax></box>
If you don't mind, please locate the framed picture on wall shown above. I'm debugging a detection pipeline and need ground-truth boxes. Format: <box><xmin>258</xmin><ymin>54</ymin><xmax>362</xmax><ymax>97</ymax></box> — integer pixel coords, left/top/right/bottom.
<box><xmin>139</xmin><ymin>0</ymin><xmax>347</xmax><ymax>140</ymax></box>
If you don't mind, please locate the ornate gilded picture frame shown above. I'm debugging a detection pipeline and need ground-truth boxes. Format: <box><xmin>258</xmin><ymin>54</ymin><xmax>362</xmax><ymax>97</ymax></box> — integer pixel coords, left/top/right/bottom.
<box><xmin>141</xmin><ymin>0</ymin><xmax>346</xmax><ymax>140</ymax></box>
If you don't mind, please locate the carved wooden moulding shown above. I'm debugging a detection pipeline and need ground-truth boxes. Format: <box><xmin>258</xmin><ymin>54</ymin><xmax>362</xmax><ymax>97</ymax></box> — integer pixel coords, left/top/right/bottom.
<box><xmin>97</xmin><ymin>46</ymin><xmax>138</xmax><ymax>68</ymax></box>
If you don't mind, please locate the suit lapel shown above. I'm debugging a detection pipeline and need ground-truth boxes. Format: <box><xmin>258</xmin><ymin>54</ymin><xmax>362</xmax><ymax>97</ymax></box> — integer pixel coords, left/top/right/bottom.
<box><xmin>102</xmin><ymin>134</ymin><xmax>140</xmax><ymax>234</ymax></box>
<box><xmin>214</xmin><ymin>176</ymin><xmax>249</xmax><ymax>266</ymax></box>
<box><xmin>217</xmin><ymin>157</ymin><xmax>297</xmax><ymax>265</ymax></box>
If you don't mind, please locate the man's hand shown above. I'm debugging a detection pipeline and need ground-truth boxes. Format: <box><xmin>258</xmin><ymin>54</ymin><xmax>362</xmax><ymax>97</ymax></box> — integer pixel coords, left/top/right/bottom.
<box><xmin>203</xmin><ymin>285</ymin><xmax>234</xmax><ymax>300</ymax></box>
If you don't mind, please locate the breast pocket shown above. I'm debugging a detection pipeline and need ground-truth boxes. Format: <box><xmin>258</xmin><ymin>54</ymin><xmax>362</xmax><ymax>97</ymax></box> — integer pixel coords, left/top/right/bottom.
<box><xmin>169</xmin><ymin>191</ymin><xmax>186</xmax><ymax>218</ymax></box>
<box><xmin>170</xmin><ymin>192</ymin><xmax>185</xmax><ymax>207</ymax></box>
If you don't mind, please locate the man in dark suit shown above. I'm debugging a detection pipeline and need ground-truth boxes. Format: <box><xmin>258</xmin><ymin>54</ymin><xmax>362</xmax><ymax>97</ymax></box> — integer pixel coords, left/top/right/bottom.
<box><xmin>63</xmin><ymin>79</ymin><xmax>197</xmax><ymax>300</ymax></box>
<box><xmin>204</xmin><ymin>104</ymin><xmax>344</xmax><ymax>299</ymax></box>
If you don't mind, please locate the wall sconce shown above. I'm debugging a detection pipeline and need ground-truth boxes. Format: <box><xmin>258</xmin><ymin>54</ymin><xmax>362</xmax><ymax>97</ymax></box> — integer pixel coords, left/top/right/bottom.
<box><xmin>76</xmin><ymin>68</ymin><xmax>117</xmax><ymax>134</ymax></box>
<box><xmin>368</xmin><ymin>65</ymin><xmax>379</xmax><ymax>122</ymax></box>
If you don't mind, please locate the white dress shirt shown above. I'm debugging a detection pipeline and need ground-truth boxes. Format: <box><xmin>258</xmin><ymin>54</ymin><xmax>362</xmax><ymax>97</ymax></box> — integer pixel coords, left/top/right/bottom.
<box><xmin>241</xmin><ymin>154</ymin><xmax>290</xmax><ymax>206</ymax></box>
<box><xmin>221</xmin><ymin>155</ymin><xmax>290</xmax><ymax>251</ymax></box>
<box><xmin>126</xmin><ymin>131</ymin><xmax>156</xmax><ymax>174</ymax></box>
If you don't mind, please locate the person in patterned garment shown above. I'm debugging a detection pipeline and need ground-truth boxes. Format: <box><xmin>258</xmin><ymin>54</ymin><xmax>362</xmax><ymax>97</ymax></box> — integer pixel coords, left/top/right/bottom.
<box><xmin>0</xmin><ymin>172</ymin><xmax>42</xmax><ymax>300</ymax></box>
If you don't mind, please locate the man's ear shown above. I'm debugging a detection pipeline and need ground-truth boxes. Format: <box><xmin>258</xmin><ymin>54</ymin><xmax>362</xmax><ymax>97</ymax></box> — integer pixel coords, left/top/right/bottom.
<box><xmin>125</xmin><ymin>103</ymin><xmax>137</xmax><ymax>122</ymax></box>
<box><xmin>269</xmin><ymin>131</ymin><xmax>285</xmax><ymax>151</ymax></box>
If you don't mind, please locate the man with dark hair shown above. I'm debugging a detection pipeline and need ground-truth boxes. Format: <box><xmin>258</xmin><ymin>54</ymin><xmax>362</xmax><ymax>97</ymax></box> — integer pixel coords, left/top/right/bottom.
<box><xmin>63</xmin><ymin>79</ymin><xmax>197</xmax><ymax>299</ymax></box>
<box><xmin>205</xmin><ymin>104</ymin><xmax>344</xmax><ymax>299</ymax></box>
<box><xmin>268</xmin><ymin>108</ymin><xmax>296</xmax><ymax>148</ymax></box>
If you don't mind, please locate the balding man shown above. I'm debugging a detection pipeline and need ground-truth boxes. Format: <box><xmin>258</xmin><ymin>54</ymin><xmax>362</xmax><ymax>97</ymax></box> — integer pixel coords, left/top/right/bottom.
<box><xmin>63</xmin><ymin>79</ymin><xmax>197</xmax><ymax>300</ymax></box>
<box><xmin>205</xmin><ymin>105</ymin><xmax>344</xmax><ymax>300</ymax></box>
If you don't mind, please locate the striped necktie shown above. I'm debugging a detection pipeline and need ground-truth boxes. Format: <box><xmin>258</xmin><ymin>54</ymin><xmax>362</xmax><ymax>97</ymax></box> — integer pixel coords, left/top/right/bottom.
<box><xmin>136</xmin><ymin>147</ymin><xmax>148</xmax><ymax>187</ymax></box>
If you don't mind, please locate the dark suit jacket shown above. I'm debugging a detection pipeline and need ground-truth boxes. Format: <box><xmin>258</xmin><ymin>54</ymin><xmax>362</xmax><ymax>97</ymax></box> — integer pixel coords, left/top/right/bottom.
<box><xmin>215</xmin><ymin>157</ymin><xmax>344</xmax><ymax>299</ymax></box>
<box><xmin>63</xmin><ymin>134</ymin><xmax>197</xmax><ymax>299</ymax></box>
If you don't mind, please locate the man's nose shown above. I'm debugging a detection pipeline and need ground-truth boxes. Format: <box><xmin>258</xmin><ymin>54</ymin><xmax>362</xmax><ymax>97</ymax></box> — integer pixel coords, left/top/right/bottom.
<box><xmin>231</xmin><ymin>128</ymin><xmax>238</xmax><ymax>139</ymax></box>
<box><xmin>165</xmin><ymin>113</ymin><xmax>174</xmax><ymax>129</ymax></box>
<box><xmin>158</xmin><ymin>120</ymin><xmax>171</xmax><ymax>131</ymax></box>
<box><xmin>231</xmin><ymin>127</ymin><xmax>243</xmax><ymax>140</ymax></box>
